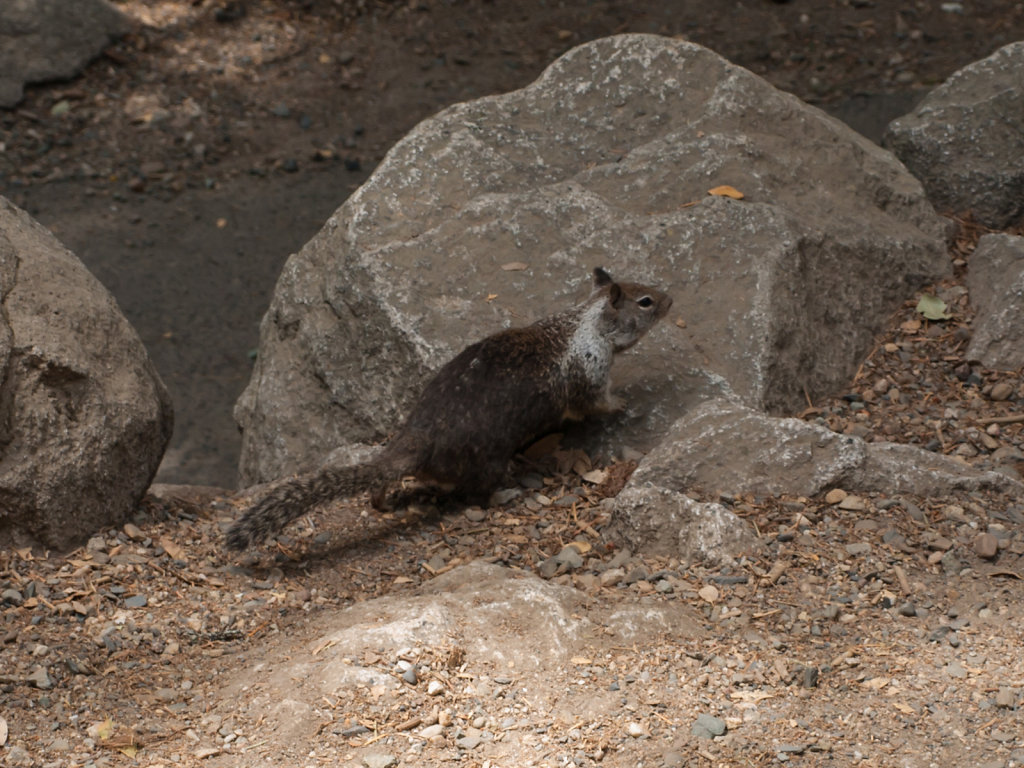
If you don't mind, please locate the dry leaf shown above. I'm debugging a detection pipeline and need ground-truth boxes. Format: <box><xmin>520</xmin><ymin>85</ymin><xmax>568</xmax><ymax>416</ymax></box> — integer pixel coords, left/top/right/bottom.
<box><xmin>566</xmin><ymin>540</ymin><xmax>592</xmax><ymax>556</ymax></box>
<box><xmin>708</xmin><ymin>184</ymin><xmax>744</xmax><ymax>199</ymax></box>
<box><xmin>862</xmin><ymin>677</ymin><xmax>890</xmax><ymax>690</ymax></box>
<box><xmin>730</xmin><ymin>690</ymin><xmax>776</xmax><ymax>702</ymax></box>
<box><xmin>698</xmin><ymin>585</ymin><xmax>720</xmax><ymax>603</ymax></box>
<box><xmin>159</xmin><ymin>537</ymin><xmax>186</xmax><ymax>561</ymax></box>
<box><xmin>501</xmin><ymin>261</ymin><xmax>528</xmax><ymax>271</ymax></box>
<box><xmin>570</xmin><ymin>656</ymin><xmax>593</xmax><ymax>666</ymax></box>
<box><xmin>89</xmin><ymin>717</ymin><xmax>116</xmax><ymax>741</ymax></box>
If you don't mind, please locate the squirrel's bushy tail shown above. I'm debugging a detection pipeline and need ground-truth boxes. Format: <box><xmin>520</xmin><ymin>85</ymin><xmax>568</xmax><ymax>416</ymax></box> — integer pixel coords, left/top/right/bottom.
<box><xmin>225</xmin><ymin>463</ymin><xmax>388</xmax><ymax>550</ymax></box>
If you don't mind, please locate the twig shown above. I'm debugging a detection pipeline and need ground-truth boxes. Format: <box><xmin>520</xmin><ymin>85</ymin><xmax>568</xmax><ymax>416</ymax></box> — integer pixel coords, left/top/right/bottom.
<box><xmin>893</xmin><ymin>565</ymin><xmax>912</xmax><ymax>596</ymax></box>
<box><xmin>977</xmin><ymin>414</ymin><xmax>1024</xmax><ymax>426</ymax></box>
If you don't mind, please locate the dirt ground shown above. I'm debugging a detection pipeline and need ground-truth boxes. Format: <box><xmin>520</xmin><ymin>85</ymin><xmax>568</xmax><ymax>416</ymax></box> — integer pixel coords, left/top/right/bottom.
<box><xmin>2</xmin><ymin>1</ymin><xmax>1024</xmax><ymax>767</ymax></box>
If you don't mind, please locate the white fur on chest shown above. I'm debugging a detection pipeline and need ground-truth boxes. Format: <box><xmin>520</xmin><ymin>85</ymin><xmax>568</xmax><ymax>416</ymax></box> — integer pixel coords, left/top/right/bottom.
<box><xmin>562</xmin><ymin>301</ymin><xmax>614</xmax><ymax>387</ymax></box>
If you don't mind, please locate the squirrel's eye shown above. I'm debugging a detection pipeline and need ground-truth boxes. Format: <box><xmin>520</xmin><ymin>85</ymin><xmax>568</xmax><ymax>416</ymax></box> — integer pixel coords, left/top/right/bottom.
<box><xmin>637</xmin><ymin>296</ymin><xmax>654</xmax><ymax>308</ymax></box>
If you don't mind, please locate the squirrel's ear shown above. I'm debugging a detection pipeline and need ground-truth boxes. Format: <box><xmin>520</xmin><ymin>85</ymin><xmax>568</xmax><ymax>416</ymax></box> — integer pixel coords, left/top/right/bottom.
<box><xmin>593</xmin><ymin>267</ymin><xmax>613</xmax><ymax>287</ymax></box>
<box><xmin>608</xmin><ymin>281</ymin><xmax>623</xmax><ymax>308</ymax></box>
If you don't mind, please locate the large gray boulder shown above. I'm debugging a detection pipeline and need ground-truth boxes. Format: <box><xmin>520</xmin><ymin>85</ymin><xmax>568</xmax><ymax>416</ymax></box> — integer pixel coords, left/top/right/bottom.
<box><xmin>630</xmin><ymin>398</ymin><xmax>1021</xmax><ymax>499</ymax></box>
<box><xmin>0</xmin><ymin>197</ymin><xmax>173</xmax><ymax>551</ymax></box>
<box><xmin>966</xmin><ymin>234</ymin><xmax>1024</xmax><ymax>370</ymax></box>
<box><xmin>0</xmin><ymin>0</ymin><xmax>128</xmax><ymax>108</ymax></box>
<box><xmin>612</xmin><ymin>398</ymin><xmax>1022</xmax><ymax>561</ymax></box>
<box><xmin>237</xmin><ymin>34</ymin><xmax>948</xmax><ymax>486</ymax></box>
<box><xmin>884</xmin><ymin>41</ymin><xmax>1024</xmax><ymax>230</ymax></box>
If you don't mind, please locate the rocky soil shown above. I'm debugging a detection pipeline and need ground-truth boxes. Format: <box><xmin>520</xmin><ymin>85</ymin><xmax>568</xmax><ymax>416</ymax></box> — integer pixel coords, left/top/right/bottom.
<box><xmin>2</xmin><ymin>2</ymin><xmax>1024</xmax><ymax>767</ymax></box>
<box><xmin>2</xmin><ymin>220</ymin><xmax>1023</xmax><ymax>766</ymax></box>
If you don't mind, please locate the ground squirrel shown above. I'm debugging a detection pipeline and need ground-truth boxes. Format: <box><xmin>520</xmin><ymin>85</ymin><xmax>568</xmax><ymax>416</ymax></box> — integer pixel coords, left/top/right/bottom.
<box><xmin>226</xmin><ymin>267</ymin><xmax>672</xmax><ymax>550</ymax></box>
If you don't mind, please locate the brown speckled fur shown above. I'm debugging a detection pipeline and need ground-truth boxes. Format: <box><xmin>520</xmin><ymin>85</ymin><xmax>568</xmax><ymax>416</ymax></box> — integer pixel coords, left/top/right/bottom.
<box><xmin>226</xmin><ymin>268</ymin><xmax>671</xmax><ymax>551</ymax></box>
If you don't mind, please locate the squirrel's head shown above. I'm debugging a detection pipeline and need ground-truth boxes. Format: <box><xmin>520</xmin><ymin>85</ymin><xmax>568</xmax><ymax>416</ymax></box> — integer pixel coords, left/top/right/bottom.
<box><xmin>591</xmin><ymin>267</ymin><xmax>672</xmax><ymax>352</ymax></box>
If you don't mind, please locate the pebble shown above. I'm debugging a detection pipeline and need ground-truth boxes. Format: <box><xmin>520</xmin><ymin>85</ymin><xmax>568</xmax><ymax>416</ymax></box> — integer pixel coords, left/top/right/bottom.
<box><xmin>426</xmin><ymin>679</ymin><xmax>445</xmax><ymax>696</ymax></box>
<box><xmin>124</xmin><ymin>595</ymin><xmax>148</xmax><ymax>609</ymax></box>
<box><xmin>28</xmin><ymin>666</ymin><xmax>53</xmax><ymax>689</ymax></box>
<box><xmin>995</xmin><ymin>688</ymin><xmax>1016</xmax><ymax>708</ymax></box>
<box><xmin>974</xmin><ymin>533</ymin><xmax>999</xmax><ymax>560</ymax></box>
<box><xmin>456</xmin><ymin>735</ymin><xmax>482</xmax><ymax>749</ymax></box>
<box><xmin>555</xmin><ymin>544</ymin><xmax>585</xmax><ymax>569</ymax></box>
<box><xmin>599</xmin><ymin>567</ymin><xmax>625</xmax><ymax>587</ymax></box>
<box><xmin>4</xmin><ymin>746</ymin><xmax>31</xmax><ymax>767</ymax></box>
<box><xmin>419</xmin><ymin>724</ymin><xmax>444</xmax><ymax>739</ymax></box>
<box><xmin>123</xmin><ymin>522</ymin><xmax>145</xmax><ymax>540</ymax></box>
<box><xmin>489</xmin><ymin>488</ymin><xmax>520</xmax><ymax>506</ymax></box>
<box><xmin>463</xmin><ymin>506</ymin><xmax>488</xmax><ymax>522</ymax></box>
<box><xmin>625</xmin><ymin>721</ymin><xmax>646</xmax><ymax>737</ymax></box>
<box><xmin>845</xmin><ymin>543</ymin><xmax>871</xmax><ymax>556</ymax></box>
<box><xmin>691</xmin><ymin>713</ymin><xmax>726</xmax><ymax>739</ymax></box>
<box><xmin>362</xmin><ymin>754</ymin><xmax>398</xmax><ymax>768</ymax></box>
<box><xmin>796</xmin><ymin>665</ymin><xmax>819</xmax><ymax>688</ymax></box>
<box><xmin>945</xmin><ymin>660</ymin><xmax>968</xmax><ymax>679</ymax></box>
<box><xmin>838</xmin><ymin>495</ymin><xmax>866</xmax><ymax>511</ymax></box>
<box><xmin>897</xmin><ymin>601</ymin><xmax>917</xmax><ymax>617</ymax></box>
<box><xmin>662</xmin><ymin>750</ymin><xmax>686</xmax><ymax>768</ymax></box>
<box><xmin>1</xmin><ymin>589</ymin><xmax>23</xmax><ymax>605</ymax></box>
<box><xmin>824</xmin><ymin>489</ymin><xmax>847</xmax><ymax>505</ymax></box>
<box><xmin>402</xmin><ymin>667</ymin><xmax>418</xmax><ymax>685</ymax></box>
<box><xmin>989</xmin><ymin>381</ymin><xmax>1014</xmax><ymax>401</ymax></box>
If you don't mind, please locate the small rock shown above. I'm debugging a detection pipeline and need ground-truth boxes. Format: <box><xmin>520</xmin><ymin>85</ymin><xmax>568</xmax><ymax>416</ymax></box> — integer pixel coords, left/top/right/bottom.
<box><xmin>1</xmin><ymin>589</ymin><xmax>23</xmax><ymax>606</ymax></box>
<box><xmin>838</xmin><ymin>495</ymin><xmax>866</xmax><ymax>511</ymax></box>
<box><xmin>845</xmin><ymin>542</ymin><xmax>871</xmax><ymax>556</ymax></box>
<box><xmin>945</xmin><ymin>660</ymin><xmax>968</xmax><ymax>679</ymax></box>
<box><xmin>402</xmin><ymin>667</ymin><xmax>418</xmax><ymax>685</ymax></box>
<box><xmin>4</xmin><ymin>745</ymin><xmax>31</xmax><ymax>767</ymax></box>
<box><xmin>124</xmin><ymin>595</ymin><xmax>148</xmax><ymax>609</ymax></box>
<box><xmin>599</xmin><ymin>567</ymin><xmax>625</xmax><ymax>587</ymax></box>
<box><xmin>426</xmin><ymin>679</ymin><xmax>445</xmax><ymax>696</ymax></box>
<box><xmin>123</xmin><ymin>522</ymin><xmax>145</xmax><ymax>540</ymax></box>
<box><xmin>897</xmin><ymin>601</ymin><xmax>917</xmax><ymax>617</ymax></box>
<box><xmin>662</xmin><ymin>750</ymin><xmax>686</xmax><ymax>768</ymax></box>
<box><xmin>940</xmin><ymin>551</ymin><xmax>962</xmax><ymax>576</ymax></box>
<box><xmin>995</xmin><ymin>687</ymin><xmax>1016</xmax><ymax>708</ymax></box>
<box><xmin>554</xmin><ymin>544</ymin><xmax>584</xmax><ymax>570</ymax></box>
<box><xmin>418</xmin><ymin>723</ymin><xmax>444</xmax><ymax>739</ymax></box>
<box><xmin>691</xmin><ymin>713</ymin><xmax>726</xmax><ymax>739</ymax></box>
<box><xmin>489</xmin><ymin>488</ymin><xmax>520</xmax><ymax>506</ymax></box>
<box><xmin>463</xmin><ymin>506</ymin><xmax>488</xmax><ymax>522</ymax></box>
<box><xmin>625</xmin><ymin>721</ymin><xmax>646</xmax><ymax>737</ymax></box>
<box><xmin>990</xmin><ymin>381</ymin><xmax>1015</xmax><ymax>401</ymax></box>
<box><xmin>28</xmin><ymin>666</ymin><xmax>53</xmax><ymax>689</ymax></box>
<box><xmin>824</xmin><ymin>489</ymin><xmax>847</xmax><ymax>505</ymax></box>
<box><xmin>362</xmin><ymin>754</ymin><xmax>398</xmax><ymax>768</ymax></box>
<box><xmin>974</xmin><ymin>533</ymin><xmax>999</xmax><ymax>559</ymax></box>
<box><xmin>796</xmin><ymin>665</ymin><xmax>819</xmax><ymax>688</ymax></box>
<box><xmin>456</xmin><ymin>735</ymin><xmax>482</xmax><ymax>749</ymax></box>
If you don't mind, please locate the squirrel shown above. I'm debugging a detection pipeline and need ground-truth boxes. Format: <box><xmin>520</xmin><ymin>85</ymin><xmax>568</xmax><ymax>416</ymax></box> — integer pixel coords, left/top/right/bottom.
<box><xmin>226</xmin><ymin>267</ymin><xmax>672</xmax><ymax>551</ymax></box>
